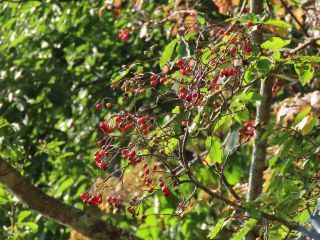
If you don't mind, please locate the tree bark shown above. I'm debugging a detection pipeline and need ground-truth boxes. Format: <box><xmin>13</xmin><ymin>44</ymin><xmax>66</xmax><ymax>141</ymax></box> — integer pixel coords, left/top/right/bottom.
<box><xmin>246</xmin><ymin>0</ymin><xmax>275</xmax><ymax>238</ymax></box>
<box><xmin>0</xmin><ymin>158</ymin><xmax>139</xmax><ymax>240</ymax></box>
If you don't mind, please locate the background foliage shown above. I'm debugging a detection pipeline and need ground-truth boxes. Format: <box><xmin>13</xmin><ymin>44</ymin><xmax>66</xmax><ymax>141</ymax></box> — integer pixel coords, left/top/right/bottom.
<box><xmin>0</xmin><ymin>0</ymin><xmax>319</xmax><ymax>239</ymax></box>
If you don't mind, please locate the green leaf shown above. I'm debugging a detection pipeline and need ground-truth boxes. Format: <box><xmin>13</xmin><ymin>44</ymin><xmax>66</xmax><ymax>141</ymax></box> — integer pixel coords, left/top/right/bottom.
<box><xmin>236</xmin><ymin>92</ymin><xmax>262</xmax><ymax>102</ymax></box>
<box><xmin>294</xmin><ymin>63</ymin><xmax>314</xmax><ymax>86</ymax></box>
<box><xmin>21</xmin><ymin>222</ymin><xmax>38</xmax><ymax>232</ymax></box>
<box><xmin>207</xmin><ymin>218</ymin><xmax>226</xmax><ymax>239</ymax></box>
<box><xmin>160</xmin><ymin>39</ymin><xmax>178</xmax><ymax>68</ymax></box>
<box><xmin>264</xmin><ymin>19</ymin><xmax>291</xmax><ymax>29</ymax></box>
<box><xmin>111</xmin><ymin>64</ymin><xmax>137</xmax><ymax>84</ymax></box>
<box><xmin>18</xmin><ymin>211</ymin><xmax>32</xmax><ymax>222</ymax></box>
<box><xmin>198</xmin><ymin>16</ymin><xmax>206</xmax><ymax>25</ymax></box>
<box><xmin>172</xmin><ymin>106</ymin><xmax>180</xmax><ymax>114</ymax></box>
<box><xmin>56</xmin><ymin>178</ymin><xmax>74</xmax><ymax>194</ymax></box>
<box><xmin>205</xmin><ymin>136</ymin><xmax>223</xmax><ymax>164</ymax></box>
<box><xmin>261</xmin><ymin>37</ymin><xmax>290</xmax><ymax>51</ymax></box>
<box><xmin>231</xmin><ymin>219</ymin><xmax>258</xmax><ymax>240</ymax></box>
<box><xmin>0</xmin><ymin>117</ymin><xmax>9</xmax><ymax>128</ymax></box>
<box><xmin>256</xmin><ymin>59</ymin><xmax>272</xmax><ymax>74</ymax></box>
<box><xmin>297</xmin><ymin>55</ymin><xmax>320</xmax><ymax>63</ymax></box>
<box><xmin>294</xmin><ymin>106</ymin><xmax>311</xmax><ymax>125</ymax></box>
<box><xmin>165</xmin><ymin>138</ymin><xmax>179</xmax><ymax>154</ymax></box>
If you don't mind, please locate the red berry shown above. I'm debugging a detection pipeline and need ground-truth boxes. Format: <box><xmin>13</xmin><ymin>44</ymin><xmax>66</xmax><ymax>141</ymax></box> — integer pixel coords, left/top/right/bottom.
<box><xmin>180</xmin><ymin>68</ymin><xmax>187</xmax><ymax>75</ymax></box>
<box><xmin>185</xmin><ymin>67</ymin><xmax>192</xmax><ymax>74</ymax></box>
<box><xmin>179</xmin><ymin>87</ymin><xmax>187</xmax><ymax>93</ymax></box>
<box><xmin>136</xmin><ymin>156</ymin><xmax>142</xmax><ymax>163</ymax></box>
<box><xmin>149</xmin><ymin>124</ymin><xmax>154</xmax><ymax>131</ymax></box>
<box><xmin>151</xmin><ymin>74</ymin><xmax>158</xmax><ymax>82</ymax></box>
<box><xmin>96</xmin><ymin>103</ymin><xmax>103</xmax><ymax>110</ymax></box>
<box><xmin>142</xmin><ymin>129</ymin><xmax>148</xmax><ymax>135</ymax></box>
<box><xmin>159</xmin><ymin>181</ymin><xmax>164</xmax><ymax>187</ymax></box>
<box><xmin>98</xmin><ymin>140</ymin><xmax>103</xmax><ymax>146</ymax></box>
<box><xmin>115</xmin><ymin>116</ymin><xmax>121</xmax><ymax>122</ymax></box>
<box><xmin>162</xmin><ymin>186</ymin><xmax>170</xmax><ymax>197</ymax></box>
<box><xmin>144</xmin><ymin>169</ymin><xmax>150</xmax><ymax>175</ymax></box>
<box><xmin>99</xmin><ymin>162</ymin><xmax>107</xmax><ymax>170</ymax></box>
<box><xmin>125</xmin><ymin>114</ymin><xmax>132</xmax><ymax>121</ymax></box>
<box><xmin>137</xmin><ymin>117</ymin><xmax>146</xmax><ymax>125</ymax></box>
<box><xmin>247</xmin><ymin>21</ymin><xmax>253</xmax><ymax>28</ymax></box>
<box><xmin>143</xmin><ymin>163</ymin><xmax>148</xmax><ymax>168</ymax></box>
<box><xmin>243</xmin><ymin>45</ymin><xmax>252</xmax><ymax>53</ymax></box>
<box><xmin>225</xmin><ymin>31</ymin><xmax>230</xmax><ymax>36</ymax></box>
<box><xmin>160</xmin><ymin>76</ymin><xmax>167</xmax><ymax>84</ymax></box>
<box><xmin>211</xmin><ymin>77</ymin><xmax>217</xmax><ymax>84</ymax></box>
<box><xmin>230</xmin><ymin>46</ymin><xmax>237</xmax><ymax>54</ymax></box>
<box><xmin>152</xmin><ymin>165</ymin><xmax>157</xmax><ymax>171</ymax></box>
<box><xmin>177</xmin><ymin>58</ymin><xmax>184</xmax><ymax>67</ymax></box>
<box><xmin>129</xmin><ymin>150</ymin><xmax>136</xmax><ymax>159</ymax></box>
<box><xmin>122</xmin><ymin>149</ymin><xmax>129</xmax><ymax>159</ymax></box>
<box><xmin>151</xmin><ymin>80</ymin><xmax>158</xmax><ymax>87</ymax></box>
<box><xmin>218</xmin><ymin>29</ymin><xmax>225</xmax><ymax>35</ymax></box>
<box><xmin>148</xmin><ymin>187</ymin><xmax>154</xmax><ymax>193</ymax></box>
<box><xmin>80</xmin><ymin>192</ymin><xmax>88</xmax><ymax>201</ymax></box>
<box><xmin>124</xmin><ymin>123</ymin><xmax>133</xmax><ymax>131</ymax></box>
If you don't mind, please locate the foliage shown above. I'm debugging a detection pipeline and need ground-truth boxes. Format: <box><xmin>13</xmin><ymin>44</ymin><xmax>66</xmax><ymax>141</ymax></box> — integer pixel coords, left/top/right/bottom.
<box><xmin>0</xmin><ymin>0</ymin><xmax>320</xmax><ymax>240</ymax></box>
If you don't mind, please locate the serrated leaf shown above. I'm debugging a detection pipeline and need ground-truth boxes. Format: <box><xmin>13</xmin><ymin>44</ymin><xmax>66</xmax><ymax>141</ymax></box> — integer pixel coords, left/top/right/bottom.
<box><xmin>265</xmin><ymin>19</ymin><xmax>291</xmax><ymax>29</ymax></box>
<box><xmin>261</xmin><ymin>37</ymin><xmax>290</xmax><ymax>51</ymax></box>
<box><xmin>205</xmin><ymin>136</ymin><xmax>222</xmax><ymax>164</ymax></box>
<box><xmin>231</xmin><ymin>219</ymin><xmax>258</xmax><ymax>240</ymax></box>
<box><xmin>207</xmin><ymin>218</ymin><xmax>226</xmax><ymax>239</ymax></box>
<box><xmin>160</xmin><ymin>39</ymin><xmax>178</xmax><ymax>68</ymax></box>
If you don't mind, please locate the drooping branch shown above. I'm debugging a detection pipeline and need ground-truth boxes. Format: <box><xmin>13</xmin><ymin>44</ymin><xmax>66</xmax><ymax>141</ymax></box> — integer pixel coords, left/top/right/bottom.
<box><xmin>0</xmin><ymin>158</ymin><xmax>139</xmax><ymax>240</ymax></box>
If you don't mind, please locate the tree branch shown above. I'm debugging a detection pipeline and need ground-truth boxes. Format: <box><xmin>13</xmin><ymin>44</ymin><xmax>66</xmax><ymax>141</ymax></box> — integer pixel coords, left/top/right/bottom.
<box><xmin>0</xmin><ymin>158</ymin><xmax>139</xmax><ymax>240</ymax></box>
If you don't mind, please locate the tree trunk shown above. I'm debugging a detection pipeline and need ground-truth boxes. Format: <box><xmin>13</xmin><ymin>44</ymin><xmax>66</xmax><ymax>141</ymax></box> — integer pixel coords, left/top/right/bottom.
<box><xmin>0</xmin><ymin>158</ymin><xmax>139</xmax><ymax>240</ymax></box>
<box><xmin>247</xmin><ymin>0</ymin><xmax>275</xmax><ymax>238</ymax></box>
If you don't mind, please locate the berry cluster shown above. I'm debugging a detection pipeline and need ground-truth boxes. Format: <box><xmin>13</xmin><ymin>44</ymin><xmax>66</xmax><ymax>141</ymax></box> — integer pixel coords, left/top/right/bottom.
<box><xmin>106</xmin><ymin>194</ymin><xmax>123</xmax><ymax>207</ymax></box>
<box><xmin>118</xmin><ymin>29</ymin><xmax>129</xmax><ymax>42</ymax></box>
<box><xmin>238</xmin><ymin>121</ymin><xmax>255</xmax><ymax>142</ymax></box>
<box><xmin>176</xmin><ymin>58</ymin><xmax>192</xmax><ymax>76</ymax></box>
<box><xmin>80</xmin><ymin>192</ymin><xmax>103</xmax><ymax>207</ymax></box>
